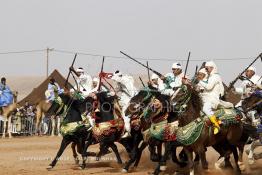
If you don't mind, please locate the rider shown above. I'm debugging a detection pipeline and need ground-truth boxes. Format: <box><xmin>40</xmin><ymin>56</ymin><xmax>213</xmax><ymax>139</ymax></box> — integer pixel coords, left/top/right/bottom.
<box><xmin>235</xmin><ymin>66</ymin><xmax>261</xmax><ymax>125</ymax></box>
<box><xmin>111</xmin><ymin>70</ymin><xmax>137</xmax><ymax>138</ymax></box>
<box><xmin>69</xmin><ymin>67</ymin><xmax>93</xmax><ymax>98</ymax></box>
<box><xmin>235</xmin><ymin>66</ymin><xmax>262</xmax><ymax>106</ymax></box>
<box><xmin>45</xmin><ymin>78</ymin><xmax>64</xmax><ymax>102</ymax></box>
<box><xmin>148</xmin><ymin>73</ymin><xmax>165</xmax><ymax>91</ymax></box>
<box><xmin>161</xmin><ymin>63</ymin><xmax>183</xmax><ymax>96</ymax></box>
<box><xmin>0</xmin><ymin>77</ymin><xmax>13</xmax><ymax>114</ymax></box>
<box><xmin>90</xmin><ymin>77</ymin><xmax>109</xmax><ymax>93</ymax></box>
<box><xmin>197</xmin><ymin>61</ymin><xmax>225</xmax><ymax>134</ymax></box>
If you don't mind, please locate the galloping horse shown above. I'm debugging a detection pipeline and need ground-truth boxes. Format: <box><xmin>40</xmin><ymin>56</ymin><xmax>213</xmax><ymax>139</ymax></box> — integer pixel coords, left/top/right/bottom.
<box><xmin>1</xmin><ymin>91</ymin><xmax>19</xmax><ymax>138</ymax></box>
<box><xmin>242</xmin><ymin>89</ymin><xmax>262</xmax><ymax>164</ymax></box>
<box><xmin>171</xmin><ymin>84</ymin><xmax>256</xmax><ymax>175</ymax></box>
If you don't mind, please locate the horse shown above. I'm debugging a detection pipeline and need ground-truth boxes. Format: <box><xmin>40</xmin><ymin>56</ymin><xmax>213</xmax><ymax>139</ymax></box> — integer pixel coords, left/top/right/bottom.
<box><xmin>46</xmin><ymin>92</ymin><xmax>97</xmax><ymax>170</ymax></box>
<box><xmin>1</xmin><ymin>91</ymin><xmax>19</xmax><ymax>138</ymax></box>
<box><xmin>169</xmin><ymin>84</ymin><xmax>260</xmax><ymax>174</ymax></box>
<box><xmin>242</xmin><ymin>89</ymin><xmax>262</xmax><ymax>164</ymax></box>
<box><xmin>122</xmin><ymin>88</ymin><xmax>188</xmax><ymax>174</ymax></box>
<box><xmin>122</xmin><ymin>89</ymin><xmax>164</xmax><ymax>173</ymax></box>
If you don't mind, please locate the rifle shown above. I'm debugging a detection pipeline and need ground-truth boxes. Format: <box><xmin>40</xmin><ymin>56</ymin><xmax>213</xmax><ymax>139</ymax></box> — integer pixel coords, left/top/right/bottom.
<box><xmin>146</xmin><ymin>61</ymin><xmax>150</xmax><ymax>81</ymax></box>
<box><xmin>65</xmin><ymin>53</ymin><xmax>77</xmax><ymax>88</ymax></box>
<box><xmin>120</xmin><ymin>51</ymin><xmax>164</xmax><ymax>78</ymax></box>
<box><xmin>228</xmin><ymin>53</ymin><xmax>262</xmax><ymax>90</ymax></box>
<box><xmin>139</xmin><ymin>76</ymin><xmax>145</xmax><ymax>87</ymax></box>
<box><xmin>98</xmin><ymin>56</ymin><xmax>105</xmax><ymax>91</ymax></box>
<box><xmin>183</xmin><ymin>51</ymin><xmax>191</xmax><ymax>78</ymax></box>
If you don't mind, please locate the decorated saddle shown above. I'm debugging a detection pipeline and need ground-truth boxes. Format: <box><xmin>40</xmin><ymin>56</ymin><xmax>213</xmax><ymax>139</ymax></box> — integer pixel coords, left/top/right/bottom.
<box><xmin>177</xmin><ymin>108</ymin><xmax>241</xmax><ymax>146</ymax></box>
<box><xmin>60</xmin><ymin>114</ymin><xmax>91</xmax><ymax>136</ymax></box>
<box><xmin>92</xmin><ymin>118</ymin><xmax>124</xmax><ymax>142</ymax></box>
<box><xmin>149</xmin><ymin>119</ymin><xmax>178</xmax><ymax>141</ymax></box>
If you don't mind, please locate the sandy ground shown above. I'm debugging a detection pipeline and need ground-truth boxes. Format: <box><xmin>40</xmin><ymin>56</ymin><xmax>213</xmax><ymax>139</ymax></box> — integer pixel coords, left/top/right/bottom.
<box><xmin>0</xmin><ymin>136</ymin><xmax>261</xmax><ymax>175</ymax></box>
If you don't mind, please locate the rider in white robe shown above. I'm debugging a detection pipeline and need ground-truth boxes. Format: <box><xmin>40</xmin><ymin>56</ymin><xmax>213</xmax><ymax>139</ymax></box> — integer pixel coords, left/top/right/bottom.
<box><xmin>111</xmin><ymin>70</ymin><xmax>137</xmax><ymax>138</ymax></box>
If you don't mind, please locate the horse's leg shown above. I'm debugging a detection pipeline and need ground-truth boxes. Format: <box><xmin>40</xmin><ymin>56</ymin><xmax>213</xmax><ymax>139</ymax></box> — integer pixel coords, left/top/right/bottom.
<box><xmin>51</xmin><ymin>116</ymin><xmax>55</xmax><ymax>136</ymax></box>
<box><xmin>122</xmin><ymin>134</ymin><xmax>141</xmax><ymax>172</ymax></box>
<box><xmin>133</xmin><ymin>141</ymin><xmax>148</xmax><ymax>167</ymax></box>
<box><xmin>179</xmin><ymin>148</ymin><xmax>188</xmax><ymax>162</ymax></box>
<box><xmin>81</xmin><ymin>140</ymin><xmax>92</xmax><ymax>169</ymax></box>
<box><xmin>71</xmin><ymin>142</ymin><xmax>79</xmax><ymax>165</ymax></box>
<box><xmin>237</xmin><ymin>144</ymin><xmax>246</xmax><ymax>171</ymax></box>
<box><xmin>7</xmin><ymin>115</ymin><xmax>12</xmax><ymax>138</ymax></box>
<box><xmin>247</xmin><ymin>140</ymin><xmax>256</xmax><ymax>165</ymax></box>
<box><xmin>231</xmin><ymin>145</ymin><xmax>241</xmax><ymax>174</ymax></box>
<box><xmin>47</xmin><ymin>137</ymin><xmax>71</xmax><ymax>170</ymax></box>
<box><xmin>109</xmin><ymin>143</ymin><xmax>122</xmax><ymax>164</ymax></box>
<box><xmin>199</xmin><ymin>148</ymin><xmax>208</xmax><ymax>170</ymax></box>
<box><xmin>184</xmin><ymin>148</ymin><xmax>194</xmax><ymax>175</ymax></box>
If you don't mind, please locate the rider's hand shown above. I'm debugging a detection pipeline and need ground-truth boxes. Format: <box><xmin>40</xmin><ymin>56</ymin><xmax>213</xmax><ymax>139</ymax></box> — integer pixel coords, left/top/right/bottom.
<box><xmin>69</xmin><ymin>66</ymin><xmax>74</xmax><ymax>72</ymax></box>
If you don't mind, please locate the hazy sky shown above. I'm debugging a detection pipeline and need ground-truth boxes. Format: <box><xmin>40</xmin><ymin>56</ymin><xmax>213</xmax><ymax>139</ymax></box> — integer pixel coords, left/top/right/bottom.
<box><xmin>0</xmin><ymin>0</ymin><xmax>261</xmax><ymax>83</ymax></box>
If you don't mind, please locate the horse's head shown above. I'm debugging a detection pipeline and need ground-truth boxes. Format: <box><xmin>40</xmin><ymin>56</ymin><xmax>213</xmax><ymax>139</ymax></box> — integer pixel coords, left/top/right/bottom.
<box><xmin>125</xmin><ymin>88</ymin><xmax>154</xmax><ymax>116</ymax></box>
<box><xmin>170</xmin><ymin>84</ymin><xmax>202</xmax><ymax>126</ymax></box>
<box><xmin>141</xmin><ymin>92</ymin><xmax>170</xmax><ymax>122</ymax></box>
<box><xmin>242</xmin><ymin>89</ymin><xmax>262</xmax><ymax>113</ymax></box>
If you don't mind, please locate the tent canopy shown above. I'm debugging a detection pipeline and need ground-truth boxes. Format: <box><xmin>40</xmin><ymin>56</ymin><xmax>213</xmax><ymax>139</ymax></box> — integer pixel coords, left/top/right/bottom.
<box><xmin>19</xmin><ymin>69</ymin><xmax>72</xmax><ymax>106</ymax></box>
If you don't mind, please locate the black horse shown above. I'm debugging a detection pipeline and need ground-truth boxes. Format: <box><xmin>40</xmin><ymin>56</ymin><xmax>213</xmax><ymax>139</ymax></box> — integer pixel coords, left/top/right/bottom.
<box><xmin>46</xmin><ymin>93</ymin><xmax>93</xmax><ymax>170</ymax></box>
<box><xmin>46</xmin><ymin>92</ymin><xmax>130</xmax><ymax>170</ymax></box>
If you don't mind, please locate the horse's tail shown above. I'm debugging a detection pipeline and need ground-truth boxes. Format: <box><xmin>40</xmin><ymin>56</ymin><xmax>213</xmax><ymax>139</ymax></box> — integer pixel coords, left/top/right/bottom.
<box><xmin>242</xmin><ymin>122</ymin><xmax>258</xmax><ymax>140</ymax></box>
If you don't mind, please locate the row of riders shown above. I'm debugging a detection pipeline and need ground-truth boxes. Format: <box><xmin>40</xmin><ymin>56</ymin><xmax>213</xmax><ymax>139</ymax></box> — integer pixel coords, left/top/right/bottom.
<box><xmin>1</xmin><ymin>59</ymin><xmax>261</xmax><ymax>174</ymax></box>
<box><xmin>46</xmin><ymin>60</ymin><xmax>261</xmax><ymax>175</ymax></box>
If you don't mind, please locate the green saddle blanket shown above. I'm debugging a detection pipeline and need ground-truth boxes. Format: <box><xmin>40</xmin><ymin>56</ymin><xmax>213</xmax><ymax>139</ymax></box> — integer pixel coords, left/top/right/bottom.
<box><xmin>214</xmin><ymin>108</ymin><xmax>240</xmax><ymax>126</ymax></box>
<box><xmin>176</xmin><ymin>118</ymin><xmax>204</xmax><ymax>146</ymax></box>
<box><xmin>60</xmin><ymin>115</ymin><xmax>91</xmax><ymax>136</ymax></box>
<box><xmin>149</xmin><ymin>120</ymin><xmax>178</xmax><ymax>141</ymax></box>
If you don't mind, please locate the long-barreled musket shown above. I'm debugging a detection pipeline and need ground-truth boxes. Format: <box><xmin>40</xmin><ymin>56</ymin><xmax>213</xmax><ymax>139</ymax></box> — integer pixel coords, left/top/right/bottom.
<box><xmin>120</xmin><ymin>51</ymin><xmax>164</xmax><ymax>77</ymax></box>
<box><xmin>65</xmin><ymin>53</ymin><xmax>77</xmax><ymax>87</ymax></box>
<box><xmin>183</xmin><ymin>51</ymin><xmax>191</xmax><ymax>78</ymax></box>
<box><xmin>228</xmin><ymin>53</ymin><xmax>262</xmax><ymax>90</ymax></box>
<box><xmin>146</xmin><ymin>61</ymin><xmax>150</xmax><ymax>81</ymax></box>
<box><xmin>98</xmin><ymin>56</ymin><xmax>105</xmax><ymax>91</ymax></box>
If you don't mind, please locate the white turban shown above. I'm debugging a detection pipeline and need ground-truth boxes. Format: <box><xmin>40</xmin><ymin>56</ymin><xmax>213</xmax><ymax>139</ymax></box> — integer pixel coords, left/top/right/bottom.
<box><xmin>172</xmin><ymin>63</ymin><xmax>182</xmax><ymax>69</ymax></box>
<box><xmin>247</xmin><ymin>66</ymin><xmax>256</xmax><ymax>73</ymax></box>
<box><xmin>198</xmin><ymin>68</ymin><xmax>207</xmax><ymax>75</ymax></box>
<box><xmin>93</xmin><ymin>77</ymin><xmax>99</xmax><ymax>82</ymax></box>
<box><xmin>76</xmin><ymin>67</ymin><xmax>84</xmax><ymax>73</ymax></box>
<box><xmin>151</xmin><ymin>73</ymin><xmax>159</xmax><ymax>80</ymax></box>
<box><xmin>205</xmin><ymin>61</ymin><xmax>216</xmax><ymax>68</ymax></box>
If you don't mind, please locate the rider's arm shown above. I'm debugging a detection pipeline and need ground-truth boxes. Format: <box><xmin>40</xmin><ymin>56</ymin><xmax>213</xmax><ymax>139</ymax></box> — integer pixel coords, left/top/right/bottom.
<box><xmin>198</xmin><ymin>75</ymin><xmax>219</xmax><ymax>91</ymax></box>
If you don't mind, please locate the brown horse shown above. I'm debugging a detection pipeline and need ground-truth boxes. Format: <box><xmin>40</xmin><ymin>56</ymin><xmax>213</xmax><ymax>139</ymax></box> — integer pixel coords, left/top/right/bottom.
<box><xmin>1</xmin><ymin>91</ymin><xmax>19</xmax><ymax>138</ymax></box>
<box><xmin>168</xmin><ymin>84</ymin><xmax>246</xmax><ymax>174</ymax></box>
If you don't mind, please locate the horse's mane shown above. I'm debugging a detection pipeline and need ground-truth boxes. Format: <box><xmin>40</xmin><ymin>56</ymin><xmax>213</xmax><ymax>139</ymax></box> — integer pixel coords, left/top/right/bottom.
<box><xmin>189</xmin><ymin>85</ymin><xmax>203</xmax><ymax>113</ymax></box>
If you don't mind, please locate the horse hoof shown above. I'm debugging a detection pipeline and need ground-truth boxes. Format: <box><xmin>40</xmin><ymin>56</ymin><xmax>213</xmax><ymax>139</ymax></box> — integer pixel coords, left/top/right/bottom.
<box><xmin>160</xmin><ymin>165</ymin><xmax>167</xmax><ymax>171</ymax></box>
<box><xmin>122</xmin><ymin>168</ymin><xmax>128</xmax><ymax>173</ymax></box>
<box><xmin>46</xmin><ymin>165</ymin><xmax>53</xmax><ymax>170</ymax></box>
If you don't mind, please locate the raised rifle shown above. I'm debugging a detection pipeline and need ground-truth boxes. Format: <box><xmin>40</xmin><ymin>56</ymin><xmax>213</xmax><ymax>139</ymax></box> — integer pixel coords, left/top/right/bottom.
<box><xmin>65</xmin><ymin>53</ymin><xmax>77</xmax><ymax>88</ymax></box>
<box><xmin>120</xmin><ymin>51</ymin><xmax>164</xmax><ymax>78</ymax></box>
<box><xmin>228</xmin><ymin>53</ymin><xmax>262</xmax><ymax>90</ymax></box>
